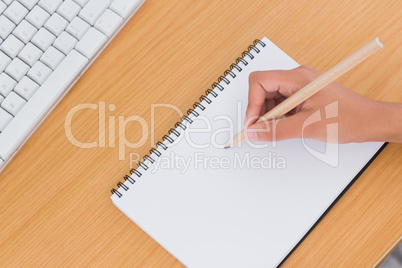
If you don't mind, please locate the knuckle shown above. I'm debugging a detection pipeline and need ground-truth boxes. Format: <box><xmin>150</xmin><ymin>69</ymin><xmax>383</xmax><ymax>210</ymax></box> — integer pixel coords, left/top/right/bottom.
<box><xmin>297</xmin><ymin>65</ymin><xmax>321</xmax><ymax>81</ymax></box>
<box><xmin>248</xmin><ymin>71</ymin><xmax>261</xmax><ymax>83</ymax></box>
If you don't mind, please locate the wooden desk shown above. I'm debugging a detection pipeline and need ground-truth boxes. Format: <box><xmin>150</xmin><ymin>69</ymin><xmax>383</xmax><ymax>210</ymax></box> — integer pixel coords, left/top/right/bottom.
<box><xmin>0</xmin><ymin>0</ymin><xmax>401</xmax><ymax>266</ymax></box>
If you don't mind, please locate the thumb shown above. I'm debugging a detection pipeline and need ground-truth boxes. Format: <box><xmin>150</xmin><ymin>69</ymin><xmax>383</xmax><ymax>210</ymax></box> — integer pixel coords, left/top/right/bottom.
<box><xmin>245</xmin><ymin>113</ymin><xmax>306</xmax><ymax>142</ymax></box>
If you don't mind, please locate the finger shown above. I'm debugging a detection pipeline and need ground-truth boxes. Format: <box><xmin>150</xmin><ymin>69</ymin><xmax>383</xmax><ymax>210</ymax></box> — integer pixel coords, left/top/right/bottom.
<box><xmin>264</xmin><ymin>99</ymin><xmax>276</xmax><ymax>114</ymax></box>
<box><xmin>245</xmin><ymin>72</ymin><xmax>274</xmax><ymax>126</ymax></box>
<box><xmin>245</xmin><ymin>66</ymin><xmax>319</xmax><ymax>127</ymax></box>
<box><xmin>245</xmin><ymin>112</ymin><xmax>308</xmax><ymax>142</ymax></box>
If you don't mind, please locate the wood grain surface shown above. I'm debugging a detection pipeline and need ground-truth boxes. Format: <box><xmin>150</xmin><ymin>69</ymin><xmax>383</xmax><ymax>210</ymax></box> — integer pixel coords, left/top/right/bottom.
<box><xmin>0</xmin><ymin>0</ymin><xmax>401</xmax><ymax>267</ymax></box>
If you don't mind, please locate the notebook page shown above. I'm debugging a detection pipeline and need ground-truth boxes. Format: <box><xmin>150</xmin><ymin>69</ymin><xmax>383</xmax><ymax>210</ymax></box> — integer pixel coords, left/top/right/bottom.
<box><xmin>112</xmin><ymin>37</ymin><xmax>384</xmax><ymax>267</ymax></box>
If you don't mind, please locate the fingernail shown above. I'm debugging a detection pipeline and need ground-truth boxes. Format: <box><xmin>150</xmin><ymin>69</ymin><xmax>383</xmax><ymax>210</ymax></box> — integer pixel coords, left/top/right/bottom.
<box><xmin>246</xmin><ymin>129</ymin><xmax>259</xmax><ymax>141</ymax></box>
<box><xmin>244</xmin><ymin>116</ymin><xmax>249</xmax><ymax>127</ymax></box>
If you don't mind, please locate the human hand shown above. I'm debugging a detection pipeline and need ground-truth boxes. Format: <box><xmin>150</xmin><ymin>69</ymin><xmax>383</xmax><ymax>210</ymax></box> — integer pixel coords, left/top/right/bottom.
<box><xmin>244</xmin><ymin>65</ymin><xmax>401</xmax><ymax>143</ymax></box>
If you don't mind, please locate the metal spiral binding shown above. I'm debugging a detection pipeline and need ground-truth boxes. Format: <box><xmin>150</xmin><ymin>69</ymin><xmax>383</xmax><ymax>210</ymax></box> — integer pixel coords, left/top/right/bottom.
<box><xmin>111</xmin><ymin>39</ymin><xmax>266</xmax><ymax>198</ymax></box>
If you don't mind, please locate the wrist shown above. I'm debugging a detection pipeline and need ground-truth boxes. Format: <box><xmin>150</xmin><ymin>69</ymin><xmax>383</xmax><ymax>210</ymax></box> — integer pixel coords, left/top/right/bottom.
<box><xmin>364</xmin><ymin>100</ymin><xmax>402</xmax><ymax>143</ymax></box>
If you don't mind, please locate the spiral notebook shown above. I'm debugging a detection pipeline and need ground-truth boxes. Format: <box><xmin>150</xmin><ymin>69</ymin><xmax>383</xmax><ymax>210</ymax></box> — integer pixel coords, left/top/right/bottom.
<box><xmin>111</xmin><ymin>37</ymin><xmax>385</xmax><ymax>267</ymax></box>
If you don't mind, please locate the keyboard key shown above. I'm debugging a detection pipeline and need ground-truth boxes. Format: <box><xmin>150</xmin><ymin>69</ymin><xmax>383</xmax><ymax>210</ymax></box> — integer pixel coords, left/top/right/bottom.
<box><xmin>41</xmin><ymin>46</ymin><xmax>65</xmax><ymax>69</ymax></box>
<box><xmin>31</xmin><ymin>28</ymin><xmax>56</xmax><ymax>51</ymax></box>
<box><xmin>53</xmin><ymin>31</ymin><xmax>77</xmax><ymax>54</ymax></box>
<box><xmin>4</xmin><ymin>1</ymin><xmax>28</xmax><ymax>24</ymax></box>
<box><xmin>0</xmin><ymin>108</ymin><xmax>13</xmax><ymax>132</ymax></box>
<box><xmin>14</xmin><ymin>76</ymin><xmax>39</xmax><ymax>100</ymax></box>
<box><xmin>0</xmin><ymin>50</ymin><xmax>88</xmax><ymax>160</ymax></box>
<box><xmin>12</xmin><ymin>20</ymin><xmax>38</xmax><ymax>43</ymax></box>
<box><xmin>18</xmin><ymin>42</ymin><xmax>43</xmax><ymax>66</ymax></box>
<box><xmin>1</xmin><ymin>92</ymin><xmax>26</xmax><ymax>116</ymax></box>
<box><xmin>0</xmin><ymin>2</ymin><xmax>6</xmax><ymax>14</ymax></box>
<box><xmin>66</xmin><ymin>17</ymin><xmax>90</xmax><ymax>39</ymax></box>
<box><xmin>0</xmin><ymin>51</ymin><xmax>12</xmax><ymax>72</ymax></box>
<box><xmin>79</xmin><ymin>0</ymin><xmax>112</xmax><ymax>25</ymax></box>
<box><xmin>57</xmin><ymin>0</ymin><xmax>81</xmax><ymax>21</ymax></box>
<box><xmin>95</xmin><ymin>9</ymin><xmax>122</xmax><ymax>37</ymax></box>
<box><xmin>0</xmin><ymin>73</ymin><xmax>17</xmax><ymax>96</ymax></box>
<box><xmin>28</xmin><ymin>61</ymin><xmax>52</xmax><ymax>84</ymax></box>
<box><xmin>110</xmin><ymin>0</ymin><xmax>142</xmax><ymax>19</ymax></box>
<box><xmin>73</xmin><ymin>0</ymin><xmax>89</xmax><ymax>7</ymax></box>
<box><xmin>75</xmin><ymin>27</ymin><xmax>106</xmax><ymax>58</ymax></box>
<box><xmin>45</xmin><ymin>13</ymin><xmax>68</xmax><ymax>36</ymax></box>
<box><xmin>2</xmin><ymin>0</ymin><xmax>14</xmax><ymax>6</ymax></box>
<box><xmin>0</xmin><ymin>95</ymin><xmax>4</xmax><ymax>104</ymax></box>
<box><xmin>26</xmin><ymin>6</ymin><xmax>50</xmax><ymax>29</ymax></box>
<box><xmin>0</xmin><ymin>15</ymin><xmax>16</xmax><ymax>39</ymax></box>
<box><xmin>1</xmin><ymin>34</ymin><xmax>25</xmax><ymax>58</ymax></box>
<box><xmin>18</xmin><ymin>0</ymin><xmax>40</xmax><ymax>10</ymax></box>
<box><xmin>38</xmin><ymin>0</ymin><xmax>63</xmax><ymax>14</ymax></box>
<box><xmin>5</xmin><ymin>58</ymin><xmax>30</xmax><ymax>81</ymax></box>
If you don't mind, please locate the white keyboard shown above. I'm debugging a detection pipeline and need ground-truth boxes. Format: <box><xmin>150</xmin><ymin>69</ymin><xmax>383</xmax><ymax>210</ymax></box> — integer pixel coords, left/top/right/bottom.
<box><xmin>0</xmin><ymin>0</ymin><xmax>145</xmax><ymax>172</ymax></box>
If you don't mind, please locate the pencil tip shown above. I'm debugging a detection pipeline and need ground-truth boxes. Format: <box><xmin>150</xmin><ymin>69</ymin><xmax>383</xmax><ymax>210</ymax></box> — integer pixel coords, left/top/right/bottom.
<box><xmin>224</xmin><ymin>145</ymin><xmax>231</xmax><ymax>149</ymax></box>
